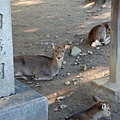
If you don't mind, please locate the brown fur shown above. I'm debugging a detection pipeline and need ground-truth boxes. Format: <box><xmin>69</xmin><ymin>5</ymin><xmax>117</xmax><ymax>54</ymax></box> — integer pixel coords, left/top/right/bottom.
<box><xmin>88</xmin><ymin>24</ymin><xmax>107</xmax><ymax>45</ymax></box>
<box><xmin>66</xmin><ymin>96</ymin><xmax>111</xmax><ymax>120</ymax></box>
<box><xmin>88</xmin><ymin>22</ymin><xmax>111</xmax><ymax>47</ymax></box>
<box><xmin>14</xmin><ymin>45</ymin><xmax>69</xmax><ymax>80</ymax></box>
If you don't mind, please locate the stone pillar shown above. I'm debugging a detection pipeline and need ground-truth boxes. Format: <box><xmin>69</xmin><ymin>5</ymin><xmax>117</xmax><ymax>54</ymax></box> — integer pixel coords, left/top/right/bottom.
<box><xmin>0</xmin><ymin>0</ymin><xmax>15</xmax><ymax>97</ymax></box>
<box><xmin>109</xmin><ymin>0</ymin><xmax>120</xmax><ymax>84</ymax></box>
<box><xmin>0</xmin><ymin>1</ymin><xmax>48</xmax><ymax>119</ymax></box>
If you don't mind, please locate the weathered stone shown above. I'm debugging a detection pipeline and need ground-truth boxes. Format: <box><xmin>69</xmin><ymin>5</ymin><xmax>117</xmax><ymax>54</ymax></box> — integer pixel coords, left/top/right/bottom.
<box><xmin>57</xmin><ymin>96</ymin><xmax>65</xmax><ymax>102</ymax></box>
<box><xmin>53</xmin><ymin>108</ymin><xmax>58</xmax><ymax>112</ymax></box>
<box><xmin>71</xmin><ymin>46</ymin><xmax>82</xmax><ymax>56</ymax></box>
<box><xmin>63</xmin><ymin>61</ymin><xmax>66</xmax><ymax>64</ymax></box>
<box><xmin>88</xmin><ymin>51</ymin><xmax>93</xmax><ymax>55</ymax></box>
<box><xmin>65</xmin><ymin>81</ymin><xmax>71</xmax><ymax>85</ymax></box>
<box><xmin>0</xmin><ymin>0</ymin><xmax>15</xmax><ymax>97</ymax></box>
<box><xmin>46</xmin><ymin>34</ymin><xmax>51</xmax><ymax>38</ymax></box>
<box><xmin>60</xmin><ymin>104</ymin><xmax>67</xmax><ymax>109</ymax></box>
<box><xmin>67</xmin><ymin>73</ymin><xmax>71</xmax><ymax>76</ymax></box>
<box><xmin>0</xmin><ymin>80</ymin><xmax>48</xmax><ymax>120</ymax></box>
<box><xmin>82</xmin><ymin>65</ymin><xmax>87</xmax><ymax>71</ymax></box>
<box><xmin>73</xmin><ymin>81</ymin><xmax>77</xmax><ymax>85</ymax></box>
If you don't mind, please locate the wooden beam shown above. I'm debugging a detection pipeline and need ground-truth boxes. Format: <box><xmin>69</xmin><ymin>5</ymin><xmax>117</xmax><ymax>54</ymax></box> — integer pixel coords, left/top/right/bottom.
<box><xmin>109</xmin><ymin>0</ymin><xmax>120</xmax><ymax>84</ymax></box>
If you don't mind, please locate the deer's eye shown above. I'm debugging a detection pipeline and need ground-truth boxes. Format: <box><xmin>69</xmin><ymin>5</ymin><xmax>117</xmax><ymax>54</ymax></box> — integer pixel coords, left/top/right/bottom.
<box><xmin>62</xmin><ymin>51</ymin><xmax>64</xmax><ymax>52</ymax></box>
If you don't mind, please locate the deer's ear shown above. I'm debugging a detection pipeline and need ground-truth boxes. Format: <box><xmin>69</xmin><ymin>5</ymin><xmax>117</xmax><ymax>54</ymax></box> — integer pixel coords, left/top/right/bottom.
<box><xmin>64</xmin><ymin>45</ymin><xmax>70</xmax><ymax>50</ymax></box>
<box><xmin>52</xmin><ymin>43</ymin><xmax>56</xmax><ymax>49</ymax></box>
<box><xmin>92</xmin><ymin>95</ymin><xmax>101</xmax><ymax>102</ymax></box>
<box><xmin>100</xmin><ymin>103</ymin><xmax>106</xmax><ymax>110</ymax></box>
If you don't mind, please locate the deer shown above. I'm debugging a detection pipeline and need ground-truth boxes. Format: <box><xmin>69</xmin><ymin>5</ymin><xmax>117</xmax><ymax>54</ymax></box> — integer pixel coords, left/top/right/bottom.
<box><xmin>88</xmin><ymin>21</ymin><xmax>111</xmax><ymax>47</ymax></box>
<box><xmin>66</xmin><ymin>95</ymin><xmax>111</xmax><ymax>120</ymax></box>
<box><xmin>14</xmin><ymin>45</ymin><xmax>70</xmax><ymax>81</ymax></box>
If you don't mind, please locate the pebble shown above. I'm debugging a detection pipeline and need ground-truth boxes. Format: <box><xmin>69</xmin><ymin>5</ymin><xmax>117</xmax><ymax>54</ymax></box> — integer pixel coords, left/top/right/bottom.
<box><xmin>68</xmin><ymin>41</ymin><xmax>73</xmax><ymax>45</ymax></box>
<box><xmin>74</xmin><ymin>62</ymin><xmax>78</xmax><ymax>65</ymax></box>
<box><xmin>35</xmin><ymin>83</ymin><xmax>40</xmax><ymax>87</ymax></box>
<box><xmin>76</xmin><ymin>75</ymin><xmax>80</xmax><ymax>78</ymax></box>
<box><xmin>55</xmin><ymin>36</ymin><xmax>59</xmax><ymax>39</ymax></box>
<box><xmin>60</xmin><ymin>104</ymin><xmax>67</xmax><ymax>109</ymax></box>
<box><xmin>44</xmin><ymin>42</ymin><xmax>49</xmax><ymax>45</ymax></box>
<box><xmin>71</xmin><ymin>46</ymin><xmax>82</xmax><ymax>56</ymax></box>
<box><xmin>75</xmin><ymin>43</ymin><xmax>79</xmax><ymax>45</ymax></box>
<box><xmin>67</xmin><ymin>73</ymin><xmax>71</xmax><ymax>76</ymax></box>
<box><xmin>27</xmin><ymin>81</ymin><xmax>32</xmax><ymax>84</ymax></box>
<box><xmin>92</xmin><ymin>67</ymin><xmax>95</xmax><ymax>69</ymax></box>
<box><xmin>80</xmin><ymin>39</ymin><xmax>84</xmax><ymax>43</ymax></box>
<box><xmin>73</xmin><ymin>81</ymin><xmax>77</xmax><ymax>85</ymax></box>
<box><xmin>72</xmin><ymin>79</ymin><xmax>76</xmax><ymax>81</ymax></box>
<box><xmin>65</xmin><ymin>81</ymin><xmax>71</xmax><ymax>85</ymax></box>
<box><xmin>57</xmin><ymin>96</ymin><xmax>65</xmax><ymax>101</ymax></box>
<box><xmin>97</xmin><ymin>8</ymin><xmax>101</xmax><ymax>11</ymax></box>
<box><xmin>82</xmin><ymin>65</ymin><xmax>87</xmax><ymax>71</ymax></box>
<box><xmin>46</xmin><ymin>34</ymin><xmax>51</xmax><ymax>38</ymax></box>
<box><xmin>63</xmin><ymin>61</ymin><xmax>66</xmax><ymax>64</ymax></box>
<box><xmin>79</xmin><ymin>53</ymin><xmax>87</xmax><ymax>56</ymax></box>
<box><xmin>96</xmin><ymin>47</ymin><xmax>100</xmax><ymax>50</ymax></box>
<box><xmin>53</xmin><ymin>93</ymin><xmax>58</xmax><ymax>96</ymax></box>
<box><xmin>76</xmin><ymin>56</ymin><xmax>80</xmax><ymax>59</ymax></box>
<box><xmin>101</xmin><ymin>4</ymin><xmax>107</xmax><ymax>8</ymax></box>
<box><xmin>53</xmin><ymin>108</ymin><xmax>58</xmax><ymax>112</ymax></box>
<box><xmin>80</xmin><ymin>25</ymin><xmax>85</xmax><ymax>28</ymax></box>
<box><xmin>75</xmin><ymin>59</ymin><xmax>78</xmax><ymax>62</ymax></box>
<box><xmin>88</xmin><ymin>51</ymin><xmax>93</xmax><ymax>55</ymax></box>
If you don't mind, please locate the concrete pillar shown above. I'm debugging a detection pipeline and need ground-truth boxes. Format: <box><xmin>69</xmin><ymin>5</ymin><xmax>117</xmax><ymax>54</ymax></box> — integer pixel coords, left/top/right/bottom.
<box><xmin>0</xmin><ymin>0</ymin><xmax>15</xmax><ymax>97</ymax></box>
<box><xmin>109</xmin><ymin>0</ymin><xmax>120</xmax><ymax>84</ymax></box>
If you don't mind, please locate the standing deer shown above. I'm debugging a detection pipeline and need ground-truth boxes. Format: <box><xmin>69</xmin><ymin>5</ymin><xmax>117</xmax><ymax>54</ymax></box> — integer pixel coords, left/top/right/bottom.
<box><xmin>66</xmin><ymin>95</ymin><xmax>111</xmax><ymax>120</ymax></box>
<box><xmin>14</xmin><ymin>45</ymin><xmax>69</xmax><ymax>80</ymax></box>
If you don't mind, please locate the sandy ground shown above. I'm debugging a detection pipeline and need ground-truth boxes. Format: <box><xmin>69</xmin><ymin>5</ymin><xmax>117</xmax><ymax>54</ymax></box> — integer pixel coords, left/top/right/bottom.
<box><xmin>11</xmin><ymin>0</ymin><xmax>120</xmax><ymax>120</ymax></box>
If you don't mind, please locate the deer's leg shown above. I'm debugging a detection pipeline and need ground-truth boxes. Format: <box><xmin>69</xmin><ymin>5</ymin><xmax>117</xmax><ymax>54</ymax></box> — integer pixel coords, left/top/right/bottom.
<box><xmin>91</xmin><ymin>40</ymin><xmax>102</xmax><ymax>47</ymax></box>
<box><xmin>103</xmin><ymin>35</ymin><xmax>110</xmax><ymax>45</ymax></box>
<box><xmin>15</xmin><ymin>71</ymin><xmax>28</xmax><ymax>80</ymax></box>
<box><xmin>33</xmin><ymin>74</ymin><xmax>53</xmax><ymax>81</ymax></box>
<box><xmin>15</xmin><ymin>75</ymin><xmax>28</xmax><ymax>80</ymax></box>
<box><xmin>101</xmin><ymin>34</ymin><xmax>110</xmax><ymax>45</ymax></box>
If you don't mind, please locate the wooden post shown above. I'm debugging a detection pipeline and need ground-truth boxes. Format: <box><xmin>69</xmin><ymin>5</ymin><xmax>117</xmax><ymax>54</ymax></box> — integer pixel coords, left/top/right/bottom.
<box><xmin>93</xmin><ymin>0</ymin><xmax>120</xmax><ymax>98</ymax></box>
<box><xmin>109</xmin><ymin>0</ymin><xmax>120</xmax><ymax>84</ymax></box>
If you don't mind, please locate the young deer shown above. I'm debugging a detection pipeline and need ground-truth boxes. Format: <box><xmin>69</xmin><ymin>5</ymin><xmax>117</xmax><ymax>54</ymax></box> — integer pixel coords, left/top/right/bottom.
<box><xmin>88</xmin><ymin>22</ymin><xmax>111</xmax><ymax>47</ymax></box>
<box><xmin>66</xmin><ymin>95</ymin><xmax>111</xmax><ymax>120</ymax></box>
<box><xmin>14</xmin><ymin>45</ymin><xmax>69</xmax><ymax>81</ymax></box>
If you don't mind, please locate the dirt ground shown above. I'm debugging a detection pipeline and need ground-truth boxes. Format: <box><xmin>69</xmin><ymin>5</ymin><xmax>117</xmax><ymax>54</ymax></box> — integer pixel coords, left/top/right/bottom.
<box><xmin>11</xmin><ymin>0</ymin><xmax>120</xmax><ymax>120</ymax></box>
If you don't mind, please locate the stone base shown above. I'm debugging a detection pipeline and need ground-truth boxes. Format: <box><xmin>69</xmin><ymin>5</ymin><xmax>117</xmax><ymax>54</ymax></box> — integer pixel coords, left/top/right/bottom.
<box><xmin>93</xmin><ymin>76</ymin><xmax>120</xmax><ymax>100</ymax></box>
<box><xmin>0</xmin><ymin>80</ymin><xmax>48</xmax><ymax>120</ymax></box>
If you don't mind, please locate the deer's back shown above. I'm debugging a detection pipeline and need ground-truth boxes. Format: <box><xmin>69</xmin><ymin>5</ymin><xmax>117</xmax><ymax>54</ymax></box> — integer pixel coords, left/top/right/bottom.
<box><xmin>88</xmin><ymin>25</ymin><xmax>106</xmax><ymax>44</ymax></box>
<box><xmin>14</xmin><ymin>55</ymin><xmax>53</xmax><ymax>76</ymax></box>
<box><xmin>66</xmin><ymin>112</ymin><xmax>88</xmax><ymax>120</ymax></box>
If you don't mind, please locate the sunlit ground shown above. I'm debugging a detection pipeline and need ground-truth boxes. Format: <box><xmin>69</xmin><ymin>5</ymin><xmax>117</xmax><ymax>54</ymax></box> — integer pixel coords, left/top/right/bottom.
<box><xmin>11</xmin><ymin>0</ymin><xmax>45</xmax><ymax>6</ymax></box>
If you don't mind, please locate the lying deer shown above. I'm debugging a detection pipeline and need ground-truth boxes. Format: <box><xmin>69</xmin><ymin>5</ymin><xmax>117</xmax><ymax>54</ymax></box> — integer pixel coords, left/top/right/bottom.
<box><xmin>14</xmin><ymin>45</ymin><xmax>69</xmax><ymax>81</ymax></box>
<box><xmin>88</xmin><ymin>21</ymin><xmax>111</xmax><ymax>47</ymax></box>
<box><xmin>66</xmin><ymin>95</ymin><xmax>111</xmax><ymax>120</ymax></box>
